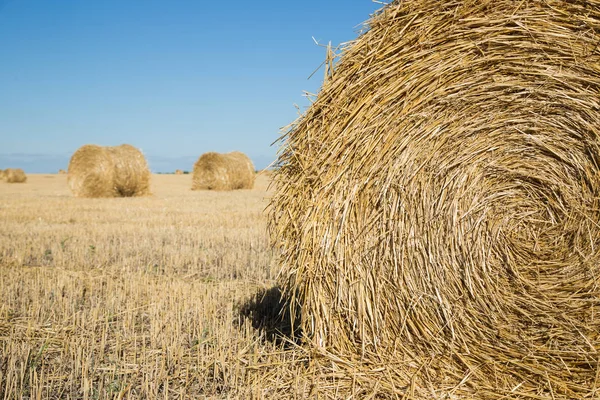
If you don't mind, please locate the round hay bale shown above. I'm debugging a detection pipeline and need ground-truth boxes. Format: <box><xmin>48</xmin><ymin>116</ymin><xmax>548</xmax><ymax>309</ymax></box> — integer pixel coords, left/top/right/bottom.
<box><xmin>270</xmin><ymin>1</ymin><xmax>600</xmax><ymax>398</ymax></box>
<box><xmin>67</xmin><ymin>144</ymin><xmax>151</xmax><ymax>198</ymax></box>
<box><xmin>192</xmin><ymin>151</ymin><xmax>255</xmax><ymax>190</ymax></box>
<box><xmin>107</xmin><ymin>144</ymin><xmax>151</xmax><ymax>197</ymax></box>
<box><xmin>175</xmin><ymin>169</ymin><xmax>183</xmax><ymax>175</ymax></box>
<box><xmin>58</xmin><ymin>169</ymin><xmax>67</xmax><ymax>174</ymax></box>
<box><xmin>5</xmin><ymin>168</ymin><xmax>27</xmax><ymax>183</ymax></box>
<box><xmin>67</xmin><ymin>145</ymin><xmax>115</xmax><ymax>197</ymax></box>
<box><xmin>0</xmin><ymin>169</ymin><xmax>5</xmax><ymax>180</ymax></box>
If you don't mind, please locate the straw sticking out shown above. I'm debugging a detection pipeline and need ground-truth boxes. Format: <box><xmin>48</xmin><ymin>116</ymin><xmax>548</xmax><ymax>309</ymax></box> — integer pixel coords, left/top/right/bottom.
<box><xmin>270</xmin><ymin>0</ymin><xmax>600</xmax><ymax>397</ymax></box>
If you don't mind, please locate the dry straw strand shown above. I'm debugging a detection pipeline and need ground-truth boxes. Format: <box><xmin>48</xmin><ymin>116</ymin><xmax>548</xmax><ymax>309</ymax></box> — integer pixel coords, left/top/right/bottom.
<box><xmin>5</xmin><ymin>168</ymin><xmax>27</xmax><ymax>183</ymax></box>
<box><xmin>67</xmin><ymin>144</ymin><xmax>151</xmax><ymax>198</ymax></box>
<box><xmin>192</xmin><ymin>151</ymin><xmax>255</xmax><ymax>191</ymax></box>
<box><xmin>270</xmin><ymin>0</ymin><xmax>600</xmax><ymax>398</ymax></box>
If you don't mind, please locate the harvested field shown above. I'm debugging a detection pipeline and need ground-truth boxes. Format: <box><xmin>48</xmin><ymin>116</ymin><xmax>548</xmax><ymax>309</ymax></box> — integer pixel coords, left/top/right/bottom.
<box><xmin>4</xmin><ymin>0</ymin><xmax>600</xmax><ymax>398</ymax></box>
<box><xmin>0</xmin><ymin>174</ymin><xmax>321</xmax><ymax>399</ymax></box>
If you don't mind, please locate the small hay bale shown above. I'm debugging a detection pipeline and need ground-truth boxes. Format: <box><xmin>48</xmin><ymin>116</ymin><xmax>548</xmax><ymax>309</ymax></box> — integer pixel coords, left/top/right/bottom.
<box><xmin>192</xmin><ymin>151</ymin><xmax>255</xmax><ymax>190</ymax></box>
<box><xmin>175</xmin><ymin>169</ymin><xmax>183</xmax><ymax>175</ymax></box>
<box><xmin>107</xmin><ymin>144</ymin><xmax>151</xmax><ymax>197</ymax></box>
<box><xmin>58</xmin><ymin>169</ymin><xmax>67</xmax><ymax>174</ymax></box>
<box><xmin>67</xmin><ymin>145</ymin><xmax>114</xmax><ymax>197</ymax></box>
<box><xmin>5</xmin><ymin>168</ymin><xmax>27</xmax><ymax>183</ymax></box>
<box><xmin>67</xmin><ymin>144</ymin><xmax>151</xmax><ymax>198</ymax></box>
<box><xmin>270</xmin><ymin>1</ymin><xmax>600</xmax><ymax>398</ymax></box>
<box><xmin>0</xmin><ymin>169</ymin><xmax>5</xmax><ymax>180</ymax></box>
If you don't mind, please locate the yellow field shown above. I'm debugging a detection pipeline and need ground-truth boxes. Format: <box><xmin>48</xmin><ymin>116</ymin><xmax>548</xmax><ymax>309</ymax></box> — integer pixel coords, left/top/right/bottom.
<box><xmin>0</xmin><ymin>174</ymin><xmax>312</xmax><ymax>399</ymax></box>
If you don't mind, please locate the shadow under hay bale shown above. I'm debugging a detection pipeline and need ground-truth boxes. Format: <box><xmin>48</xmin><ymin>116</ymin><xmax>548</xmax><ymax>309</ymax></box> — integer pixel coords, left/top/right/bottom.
<box><xmin>192</xmin><ymin>151</ymin><xmax>255</xmax><ymax>191</ymax></box>
<box><xmin>270</xmin><ymin>0</ymin><xmax>600</xmax><ymax>398</ymax></box>
<box><xmin>67</xmin><ymin>144</ymin><xmax>151</xmax><ymax>198</ymax></box>
<box><xmin>238</xmin><ymin>286</ymin><xmax>301</xmax><ymax>345</ymax></box>
<box><xmin>5</xmin><ymin>168</ymin><xmax>27</xmax><ymax>183</ymax></box>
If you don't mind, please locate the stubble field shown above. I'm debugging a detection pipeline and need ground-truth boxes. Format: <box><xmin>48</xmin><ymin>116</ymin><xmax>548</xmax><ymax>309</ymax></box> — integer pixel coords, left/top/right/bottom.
<box><xmin>0</xmin><ymin>174</ymin><xmax>313</xmax><ymax>399</ymax></box>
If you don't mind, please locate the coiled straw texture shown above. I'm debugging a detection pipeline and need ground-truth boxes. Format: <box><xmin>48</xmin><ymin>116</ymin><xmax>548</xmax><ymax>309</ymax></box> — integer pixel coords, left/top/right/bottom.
<box><xmin>270</xmin><ymin>0</ymin><xmax>600</xmax><ymax>398</ymax></box>
<box><xmin>68</xmin><ymin>144</ymin><xmax>151</xmax><ymax>198</ymax></box>
<box><xmin>192</xmin><ymin>151</ymin><xmax>255</xmax><ymax>191</ymax></box>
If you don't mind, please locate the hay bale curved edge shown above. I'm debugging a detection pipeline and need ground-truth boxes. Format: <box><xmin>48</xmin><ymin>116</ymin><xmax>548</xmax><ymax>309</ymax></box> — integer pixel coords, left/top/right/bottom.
<box><xmin>192</xmin><ymin>151</ymin><xmax>255</xmax><ymax>190</ymax></box>
<box><xmin>5</xmin><ymin>168</ymin><xmax>27</xmax><ymax>183</ymax></box>
<box><xmin>269</xmin><ymin>0</ymin><xmax>600</xmax><ymax>397</ymax></box>
<box><xmin>67</xmin><ymin>144</ymin><xmax>151</xmax><ymax>198</ymax></box>
<box><xmin>108</xmin><ymin>144</ymin><xmax>151</xmax><ymax>197</ymax></box>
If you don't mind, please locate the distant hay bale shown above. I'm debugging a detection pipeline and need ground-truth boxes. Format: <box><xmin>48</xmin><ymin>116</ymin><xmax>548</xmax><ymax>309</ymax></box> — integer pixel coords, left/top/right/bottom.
<box><xmin>192</xmin><ymin>151</ymin><xmax>255</xmax><ymax>190</ymax></box>
<box><xmin>175</xmin><ymin>169</ymin><xmax>183</xmax><ymax>175</ymax></box>
<box><xmin>67</xmin><ymin>145</ymin><xmax>114</xmax><ymax>197</ymax></box>
<box><xmin>5</xmin><ymin>168</ymin><xmax>27</xmax><ymax>183</ymax></box>
<box><xmin>107</xmin><ymin>144</ymin><xmax>151</xmax><ymax>197</ymax></box>
<box><xmin>67</xmin><ymin>144</ymin><xmax>151</xmax><ymax>198</ymax></box>
<box><xmin>0</xmin><ymin>169</ymin><xmax>5</xmax><ymax>180</ymax></box>
<box><xmin>58</xmin><ymin>169</ymin><xmax>67</xmax><ymax>174</ymax></box>
<box><xmin>270</xmin><ymin>1</ymin><xmax>600</xmax><ymax>398</ymax></box>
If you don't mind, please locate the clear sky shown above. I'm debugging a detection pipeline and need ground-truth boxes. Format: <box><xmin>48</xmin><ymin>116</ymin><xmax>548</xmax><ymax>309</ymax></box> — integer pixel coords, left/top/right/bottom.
<box><xmin>0</xmin><ymin>0</ymin><xmax>381</xmax><ymax>172</ymax></box>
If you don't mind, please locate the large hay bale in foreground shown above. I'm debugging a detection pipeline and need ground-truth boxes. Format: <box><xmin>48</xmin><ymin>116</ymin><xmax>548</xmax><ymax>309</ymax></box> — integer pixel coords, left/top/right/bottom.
<box><xmin>192</xmin><ymin>151</ymin><xmax>255</xmax><ymax>190</ymax></box>
<box><xmin>5</xmin><ymin>168</ymin><xmax>27</xmax><ymax>183</ymax></box>
<box><xmin>270</xmin><ymin>1</ymin><xmax>600</xmax><ymax>398</ymax></box>
<box><xmin>68</xmin><ymin>144</ymin><xmax>151</xmax><ymax>198</ymax></box>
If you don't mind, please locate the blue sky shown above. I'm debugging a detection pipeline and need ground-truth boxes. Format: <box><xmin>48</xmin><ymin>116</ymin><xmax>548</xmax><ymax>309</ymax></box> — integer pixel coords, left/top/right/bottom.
<box><xmin>0</xmin><ymin>0</ymin><xmax>380</xmax><ymax>172</ymax></box>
